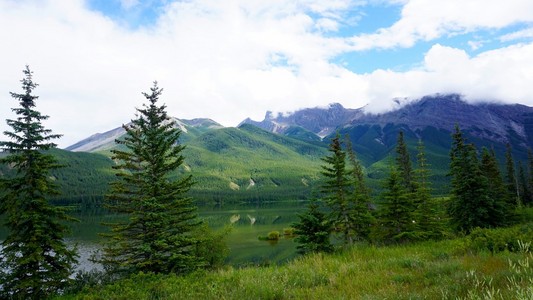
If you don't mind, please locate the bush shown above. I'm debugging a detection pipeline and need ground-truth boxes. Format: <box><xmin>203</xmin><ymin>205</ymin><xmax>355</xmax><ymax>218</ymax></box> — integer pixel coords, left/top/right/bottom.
<box><xmin>267</xmin><ymin>231</ymin><xmax>280</xmax><ymax>240</ymax></box>
<box><xmin>468</xmin><ymin>223</ymin><xmax>533</xmax><ymax>253</ymax></box>
<box><xmin>64</xmin><ymin>269</ymin><xmax>117</xmax><ymax>295</ymax></box>
<box><xmin>193</xmin><ymin>223</ymin><xmax>232</xmax><ymax>270</ymax></box>
<box><xmin>283</xmin><ymin>227</ymin><xmax>295</xmax><ymax>236</ymax></box>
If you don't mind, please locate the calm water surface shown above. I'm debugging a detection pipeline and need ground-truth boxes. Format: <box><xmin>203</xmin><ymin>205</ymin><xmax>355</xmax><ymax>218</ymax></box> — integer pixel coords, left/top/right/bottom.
<box><xmin>1</xmin><ymin>201</ymin><xmax>307</xmax><ymax>271</ymax></box>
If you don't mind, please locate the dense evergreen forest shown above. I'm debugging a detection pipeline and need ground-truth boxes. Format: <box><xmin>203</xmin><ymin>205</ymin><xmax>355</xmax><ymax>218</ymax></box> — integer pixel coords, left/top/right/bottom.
<box><xmin>1</xmin><ymin>67</ymin><xmax>532</xmax><ymax>299</ymax></box>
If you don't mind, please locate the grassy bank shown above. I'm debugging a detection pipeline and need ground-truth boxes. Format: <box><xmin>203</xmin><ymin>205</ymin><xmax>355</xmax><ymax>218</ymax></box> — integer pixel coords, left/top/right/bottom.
<box><xmin>60</xmin><ymin>237</ymin><xmax>532</xmax><ymax>300</ymax></box>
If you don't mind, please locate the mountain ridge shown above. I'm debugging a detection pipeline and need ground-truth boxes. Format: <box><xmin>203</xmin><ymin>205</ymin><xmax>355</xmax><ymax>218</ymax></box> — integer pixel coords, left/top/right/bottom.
<box><xmin>66</xmin><ymin>118</ymin><xmax>223</xmax><ymax>152</ymax></box>
<box><xmin>68</xmin><ymin>94</ymin><xmax>533</xmax><ymax>153</ymax></box>
<box><xmin>55</xmin><ymin>93</ymin><xmax>533</xmax><ymax>202</ymax></box>
<box><xmin>239</xmin><ymin>94</ymin><xmax>533</xmax><ymax>150</ymax></box>
<box><xmin>239</xmin><ymin>103</ymin><xmax>365</xmax><ymax>139</ymax></box>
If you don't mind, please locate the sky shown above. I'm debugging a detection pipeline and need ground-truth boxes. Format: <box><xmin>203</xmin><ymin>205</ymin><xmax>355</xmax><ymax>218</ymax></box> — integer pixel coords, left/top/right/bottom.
<box><xmin>1</xmin><ymin>0</ymin><xmax>533</xmax><ymax>148</ymax></box>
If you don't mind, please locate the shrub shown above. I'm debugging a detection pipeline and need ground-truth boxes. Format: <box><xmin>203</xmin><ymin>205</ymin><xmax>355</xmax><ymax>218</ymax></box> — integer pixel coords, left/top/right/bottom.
<box><xmin>468</xmin><ymin>223</ymin><xmax>533</xmax><ymax>253</ymax></box>
<box><xmin>64</xmin><ymin>269</ymin><xmax>117</xmax><ymax>295</ymax></box>
<box><xmin>193</xmin><ymin>223</ymin><xmax>231</xmax><ymax>270</ymax></box>
<box><xmin>283</xmin><ymin>227</ymin><xmax>295</xmax><ymax>236</ymax></box>
<box><xmin>267</xmin><ymin>231</ymin><xmax>280</xmax><ymax>240</ymax></box>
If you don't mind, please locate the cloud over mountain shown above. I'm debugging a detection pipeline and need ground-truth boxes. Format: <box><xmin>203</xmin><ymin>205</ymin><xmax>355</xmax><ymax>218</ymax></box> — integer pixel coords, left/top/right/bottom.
<box><xmin>0</xmin><ymin>0</ymin><xmax>532</xmax><ymax>147</ymax></box>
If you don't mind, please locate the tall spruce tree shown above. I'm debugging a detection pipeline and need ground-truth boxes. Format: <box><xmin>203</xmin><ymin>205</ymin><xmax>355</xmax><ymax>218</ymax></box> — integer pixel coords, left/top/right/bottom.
<box><xmin>102</xmin><ymin>82</ymin><xmax>202</xmax><ymax>275</ymax></box>
<box><xmin>0</xmin><ymin>66</ymin><xmax>77</xmax><ymax>299</ymax></box>
<box><xmin>375</xmin><ymin>165</ymin><xmax>416</xmax><ymax>244</ymax></box>
<box><xmin>345</xmin><ymin>136</ymin><xmax>374</xmax><ymax>242</ymax></box>
<box><xmin>395</xmin><ymin>131</ymin><xmax>416</xmax><ymax>194</ymax></box>
<box><xmin>505</xmin><ymin>143</ymin><xmax>520</xmax><ymax>206</ymax></box>
<box><xmin>479</xmin><ymin>147</ymin><xmax>511</xmax><ymax>227</ymax></box>
<box><xmin>413</xmin><ymin>139</ymin><xmax>447</xmax><ymax>240</ymax></box>
<box><xmin>524</xmin><ymin>148</ymin><xmax>533</xmax><ymax>206</ymax></box>
<box><xmin>320</xmin><ymin>133</ymin><xmax>355</xmax><ymax>245</ymax></box>
<box><xmin>518</xmin><ymin>162</ymin><xmax>531</xmax><ymax>207</ymax></box>
<box><xmin>448</xmin><ymin>126</ymin><xmax>492</xmax><ymax>233</ymax></box>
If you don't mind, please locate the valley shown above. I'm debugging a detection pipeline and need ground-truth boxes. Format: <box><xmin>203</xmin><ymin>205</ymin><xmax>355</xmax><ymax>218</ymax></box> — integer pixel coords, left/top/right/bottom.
<box><xmin>20</xmin><ymin>94</ymin><xmax>532</xmax><ymax>205</ymax></box>
<box><xmin>2</xmin><ymin>93</ymin><xmax>533</xmax><ymax>299</ymax></box>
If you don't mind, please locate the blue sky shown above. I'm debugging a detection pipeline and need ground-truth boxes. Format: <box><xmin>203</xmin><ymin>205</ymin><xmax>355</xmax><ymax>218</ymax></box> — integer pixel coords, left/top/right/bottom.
<box><xmin>1</xmin><ymin>0</ymin><xmax>533</xmax><ymax>147</ymax></box>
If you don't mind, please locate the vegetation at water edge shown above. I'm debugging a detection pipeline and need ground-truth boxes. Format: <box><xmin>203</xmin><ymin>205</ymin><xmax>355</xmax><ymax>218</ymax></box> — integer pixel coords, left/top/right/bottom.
<box><xmin>58</xmin><ymin>225</ymin><xmax>533</xmax><ymax>299</ymax></box>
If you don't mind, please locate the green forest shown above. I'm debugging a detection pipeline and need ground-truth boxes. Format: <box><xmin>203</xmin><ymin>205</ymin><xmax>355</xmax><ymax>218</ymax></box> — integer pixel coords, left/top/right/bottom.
<box><xmin>1</xmin><ymin>67</ymin><xmax>532</xmax><ymax>299</ymax></box>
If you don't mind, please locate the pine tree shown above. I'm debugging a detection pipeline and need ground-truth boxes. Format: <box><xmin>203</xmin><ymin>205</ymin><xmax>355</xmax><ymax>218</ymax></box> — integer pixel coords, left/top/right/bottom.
<box><xmin>292</xmin><ymin>199</ymin><xmax>333</xmax><ymax>255</ymax></box>
<box><xmin>505</xmin><ymin>143</ymin><xmax>520</xmax><ymax>207</ymax></box>
<box><xmin>448</xmin><ymin>125</ymin><xmax>467</xmax><ymax>231</ymax></box>
<box><xmin>518</xmin><ymin>162</ymin><xmax>531</xmax><ymax>207</ymax></box>
<box><xmin>102</xmin><ymin>82</ymin><xmax>202</xmax><ymax>275</ymax></box>
<box><xmin>345</xmin><ymin>136</ymin><xmax>374</xmax><ymax>242</ymax></box>
<box><xmin>375</xmin><ymin>165</ymin><xmax>416</xmax><ymax>244</ymax></box>
<box><xmin>524</xmin><ymin>148</ymin><xmax>533</xmax><ymax>206</ymax></box>
<box><xmin>479</xmin><ymin>147</ymin><xmax>512</xmax><ymax>227</ymax></box>
<box><xmin>413</xmin><ymin>139</ymin><xmax>447</xmax><ymax>240</ymax></box>
<box><xmin>448</xmin><ymin>126</ymin><xmax>492</xmax><ymax>233</ymax></box>
<box><xmin>396</xmin><ymin>130</ymin><xmax>416</xmax><ymax>194</ymax></box>
<box><xmin>320</xmin><ymin>133</ymin><xmax>355</xmax><ymax>245</ymax></box>
<box><xmin>0</xmin><ymin>66</ymin><xmax>77</xmax><ymax>299</ymax></box>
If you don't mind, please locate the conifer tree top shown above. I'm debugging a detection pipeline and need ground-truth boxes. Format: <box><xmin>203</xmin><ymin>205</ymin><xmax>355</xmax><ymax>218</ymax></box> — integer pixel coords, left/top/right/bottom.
<box><xmin>1</xmin><ymin>65</ymin><xmax>61</xmax><ymax>153</ymax></box>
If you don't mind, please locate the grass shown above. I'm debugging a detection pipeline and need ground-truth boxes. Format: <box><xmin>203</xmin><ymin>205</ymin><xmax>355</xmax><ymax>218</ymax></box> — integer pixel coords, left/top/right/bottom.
<box><xmin>59</xmin><ymin>238</ymin><xmax>533</xmax><ymax>299</ymax></box>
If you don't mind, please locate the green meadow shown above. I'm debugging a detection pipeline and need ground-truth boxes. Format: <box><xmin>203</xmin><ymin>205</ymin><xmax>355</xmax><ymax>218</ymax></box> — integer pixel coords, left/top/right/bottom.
<box><xmin>58</xmin><ymin>226</ymin><xmax>533</xmax><ymax>299</ymax></box>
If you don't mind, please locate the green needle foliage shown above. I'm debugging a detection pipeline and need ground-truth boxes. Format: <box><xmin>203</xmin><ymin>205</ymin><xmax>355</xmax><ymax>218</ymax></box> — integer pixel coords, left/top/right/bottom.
<box><xmin>518</xmin><ymin>162</ymin><xmax>530</xmax><ymax>207</ymax></box>
<box><xmin>320</xmin><ymin>134</ymin><xmax>374</xmax><ymax>246</ymax></box>
<box><xmin>101</xmin><ymin>82</ymin><xmax>202</xmax><ymax>275</ymax></box>
<box><xmin>395</xmin><ymin>131</ymin><xmax>416</xmax><ymax>194</ymax></box>
<box><xmin>320</xmin><ymin>134</ymin><xmax>355</xmax><ymax>245</ymax></box>
<box><xmin>524</xmin><ymin>148</ymin><xmax>533</xmax><ymax>206</ymax></box>
<box><xmin>374</xmin><ymin>131</ymin><xmax>421</xmax><ymax>244</ymax></box>
<box><xmin>345</xmin><ymin>136</ymin><xmax>374</xmax><ymax>242</ymax></box>
<box><xmin>480</xmin><ymin>147</ymin><xmax>514</xmax><ymax>226</ymax></box>
<box><xmin>292</xmin><ymin>198</ymin><xmax>333</xmax><ymax>255</ymax></box>
<box><xmin>0</xmin><ymin>66</ymin><xmax>78</xmax><ymax>299</ymax></box>
<box><xmin>375</xmin><ymin>165</ymin><xmax>417</xmax><ymax>244</ymax></box>
<box><xmin>448</xmin><ymin>126</ymin><xmax>492</xmax><ymax>233</ymax></box>
<box><xmin>413</xmin><ymin>139</ymin><xmax>448</xmax><ymax>240</ymax></box>
<box><xmin>505</xmin><ymin>143</ymin><xmax>520</xmax><ymax>207</ymax></box>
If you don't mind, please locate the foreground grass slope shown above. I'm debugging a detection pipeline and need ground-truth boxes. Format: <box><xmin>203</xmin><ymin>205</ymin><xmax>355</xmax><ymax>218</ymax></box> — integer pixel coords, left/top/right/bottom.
<box><xmin>61</xmin><ymin>236</ymin><xmax>532</xmax><ymax>300</ymax></box>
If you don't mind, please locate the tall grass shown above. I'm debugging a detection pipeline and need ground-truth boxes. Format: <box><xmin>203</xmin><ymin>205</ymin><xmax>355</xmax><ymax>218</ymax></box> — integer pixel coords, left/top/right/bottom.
<box><xmin>59</xmin><ymin>237</ymin><xmax>533</xmax><ymax>300</ymax></box>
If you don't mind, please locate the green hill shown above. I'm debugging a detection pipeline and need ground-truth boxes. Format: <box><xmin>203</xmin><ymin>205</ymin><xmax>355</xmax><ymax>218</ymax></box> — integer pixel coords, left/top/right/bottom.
<box><xmin>0</xmin><ymin>149</ymin><xmax>115</xmax><ymax>206</ymax></box>
<box><xmin>6</xmin><ymin>101</ymin><xmax>530</xmax><ymax>204</ymax></box>
<box><xmin>334</xmin><ymin>123</ymin><xmax>530</xmax><ymax>195</ymax></box>
<box><xmin>1</xmin><ymin>124</ymin><xmax>329</xmax><ymax>205</ymax></box>
<box><xmin>181</xmin><ymin>124</ymin><xmax>328</xmax><ymax>202</ymax></box>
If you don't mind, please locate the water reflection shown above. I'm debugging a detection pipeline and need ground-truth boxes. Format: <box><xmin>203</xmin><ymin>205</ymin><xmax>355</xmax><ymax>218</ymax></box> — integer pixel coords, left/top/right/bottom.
<box><xmin>1</xmin><ymin>201</ymin><xmax>307</xmax><ymax>272</ymax></box>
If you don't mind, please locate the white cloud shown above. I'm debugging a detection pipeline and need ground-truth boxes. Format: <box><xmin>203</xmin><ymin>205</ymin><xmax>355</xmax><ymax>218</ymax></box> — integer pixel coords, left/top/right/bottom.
<box><xmin>467</xmin><ymin>40</ymin><xmax>483</xmax><ymax>51</ymax></box>
<box><xmin>364</xmin><ymin>43</ymin><xmax>533</xmax><ymax>113</ymax></box>
<box><xmin>315</xmin><ymin>18</ymin><xmax>340</xmax><ymax>32</ymax></box>
<box><xmin>349</xmin><ymin>0</ymin><xmax>533</xmax><ymax>50</ymax></box>
<box><xmin>501</xmin><ymin>28</ymin><xmax>533</xmax><ymax>42</ymax></box>
<box><xmin>0</xmin><ymin>0</ymin><xmax>532</xmax><ymax>148</ymax></box>
<box><xmin>0</xmin><ymin>0</ymin><xmax>362</xmax><ymax>147</ymax></box>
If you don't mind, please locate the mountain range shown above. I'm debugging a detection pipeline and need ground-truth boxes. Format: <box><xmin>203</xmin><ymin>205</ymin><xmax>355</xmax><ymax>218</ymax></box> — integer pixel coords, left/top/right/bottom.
<box><xmin>241</xmin><ymin>93</ymin><xmax>532</xmax><ymax>171</ymax></box>
<box><xmin>240</xmin><ymin>94</ymin><xmax>533</xmax><ymax>151</ymax></box>
<box><xmin>4</xmin><ymin>93</ymin><xmax>530</xmax><ymax>204</ymax></box>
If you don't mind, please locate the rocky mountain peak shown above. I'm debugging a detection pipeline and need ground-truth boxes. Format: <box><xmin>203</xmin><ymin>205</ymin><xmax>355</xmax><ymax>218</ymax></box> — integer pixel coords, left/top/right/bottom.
<box><xmin>239</xmin><ymin>94</ymin><xmax>533</xmax><ymax>149</ymax></box>
<box><xmin>239</xmin><ymin>102</ymin><xmax>363</xmax><ymax>138</ymax></box>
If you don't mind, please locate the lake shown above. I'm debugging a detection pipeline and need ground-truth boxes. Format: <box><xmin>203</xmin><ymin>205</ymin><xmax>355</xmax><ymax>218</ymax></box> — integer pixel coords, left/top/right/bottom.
<box><xmin>1</xmin><ymin>201</ymin><xmax>308</xmax><ymax>272</ymax></box>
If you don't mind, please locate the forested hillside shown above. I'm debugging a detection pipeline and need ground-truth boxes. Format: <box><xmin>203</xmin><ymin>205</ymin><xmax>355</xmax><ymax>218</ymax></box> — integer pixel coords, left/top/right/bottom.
<box><xmin>2</xmin><ymin>124</ymin><xmax>329</xmax><ymax>205</ymax></box>
<box><xmin>11</xmin><ymin>94</ymin><xmax>530</xmax><ymax>204</ymax></box>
